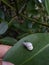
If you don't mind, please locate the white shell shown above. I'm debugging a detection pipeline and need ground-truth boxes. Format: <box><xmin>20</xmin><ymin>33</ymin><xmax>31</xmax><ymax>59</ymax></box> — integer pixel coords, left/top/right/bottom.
<box><xmin>23</xmin><ymin>42</ymin><xmax>33</xmax><ymax>50</ymax></box>
<box><xmin>38</xmin><ymin>0</ymin><xmax>42</xmax><ymax>3</ymax></box>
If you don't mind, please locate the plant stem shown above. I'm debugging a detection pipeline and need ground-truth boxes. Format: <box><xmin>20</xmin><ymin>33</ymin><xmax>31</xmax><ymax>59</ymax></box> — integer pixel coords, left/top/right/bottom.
<box><xmin>1</xmin><ymin>0</ymin><xmax>16</xmax><ymax>10</ymax></box>
<box><xmin>8</xmin><ymin>16</ymin><xmax>17</xmax><ymax>26</ymax></box>
<box><xmin>14</xmin><ymin>0</ymin><xmax>19</xmax><ymax>15</ymax></box>
<box><xmin>20</xmin><ymin>14</ymin><xmax>49</xmax><ymax>27</ymax></box>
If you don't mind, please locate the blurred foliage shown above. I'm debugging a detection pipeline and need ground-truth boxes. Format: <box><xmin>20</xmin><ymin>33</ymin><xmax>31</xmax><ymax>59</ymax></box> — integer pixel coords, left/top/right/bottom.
<box><xmin>0</xmin><ymin>0</ymin><xmax>49</xmax><ymax>45</ymax></box>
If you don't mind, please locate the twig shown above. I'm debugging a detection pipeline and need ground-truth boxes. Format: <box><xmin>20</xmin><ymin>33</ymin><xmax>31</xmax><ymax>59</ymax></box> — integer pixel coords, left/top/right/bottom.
<box><xmin>14</xmin><ymin>0</ymin><xmax>19</xmax><ymax>15</ymax></box>
<box><xmin>20</xmin><ymin>14</ymin><xmax>49</xmax><ymax>27</ymax></box>
<box><xmin>8</xmin><ymin>16</ymin><xmax>18</xmax><ymax>26</ymax></box>
<box><xmin>19</xmin><ymin>0</ymin><xmax>30</xmax><ymax>14</ymax></box>
<box><xmin>1</xmin><ymin>0</ymin><xmax>16</xmax><ymax>10</ymax></box>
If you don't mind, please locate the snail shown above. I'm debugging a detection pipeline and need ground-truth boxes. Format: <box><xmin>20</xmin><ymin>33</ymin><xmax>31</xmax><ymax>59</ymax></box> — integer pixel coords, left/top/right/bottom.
<box><xmin>23</xmin><ymin>42</ymin><xmax>33</xmax><ymax>50</ymax></box>
<box><xmin>38</xmin><ymin>0</ymin><xmax>42</xmax><ymax>3</ymax></box>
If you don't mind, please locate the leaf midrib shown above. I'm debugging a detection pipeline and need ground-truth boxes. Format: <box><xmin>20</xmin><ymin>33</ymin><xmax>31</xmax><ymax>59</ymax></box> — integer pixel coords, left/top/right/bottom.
<box><xmin>20</xmin><ymin>43</ymin><xmax>49</xmax><ymax>65</ymax></box>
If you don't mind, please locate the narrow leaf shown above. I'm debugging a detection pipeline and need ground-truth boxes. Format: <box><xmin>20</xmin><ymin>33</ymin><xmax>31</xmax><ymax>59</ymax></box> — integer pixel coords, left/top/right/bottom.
<box><xmin>45</xmin><ymin>0</ymin><xmax>49</xmax><ymax>15</ymax></box>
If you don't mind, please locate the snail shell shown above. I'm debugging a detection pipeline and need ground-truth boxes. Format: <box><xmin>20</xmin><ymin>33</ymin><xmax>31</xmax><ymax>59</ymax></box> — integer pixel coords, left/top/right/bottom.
<box><xmin>23</xmin><ymin>42</ymin><xmax>33</xmax><ymax>50</ymax></box>
<box><xmin>38</xmin><ymin>0</ymin><xmax>42</xmax><ymax>3</ymax></box>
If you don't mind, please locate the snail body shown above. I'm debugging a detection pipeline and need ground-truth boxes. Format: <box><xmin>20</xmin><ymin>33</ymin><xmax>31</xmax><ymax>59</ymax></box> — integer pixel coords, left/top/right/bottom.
<box><xmin>23</xmin><ymin>42</ymin><xmax>33</xmax><ymax>50</ymax></box>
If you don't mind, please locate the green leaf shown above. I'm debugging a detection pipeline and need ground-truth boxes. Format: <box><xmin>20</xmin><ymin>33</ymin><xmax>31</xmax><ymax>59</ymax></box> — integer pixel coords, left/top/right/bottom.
<box><xmin>3</xmin><ymin>33</ymin><xmax>49</xmax><ymax>65</ymax></box>
<box><xmin>45</xmin><ymin>0</ymin><xmax>49</xmax><ymax>15</ymax></box>
<box><xmin>0</xmin><ymin>10</ymin><xmax>5</xmax><ymax>20</ymax></box>
<box><xmin>17</xmin><ymin>33</ymin><xmax>29</xmax><ymax>39</ymax></box>
<box><xmin>0</xmin><ymin>37</ymin><xmax>17</xmax><ymax>46</ymax></box>
<box><xmin>26</xmin><ymin>0</ymin><xmax>35</xmax><ymax>13</ymax></box>
<box><xmin>13</xmin><ymin>19</ymin><xmax>32</xmax><ymax>33</ymax></box>
<box><xmin>0</xmin><ymin>22</ymin><xmax>8</xmax><ymax>35</ymax></box>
